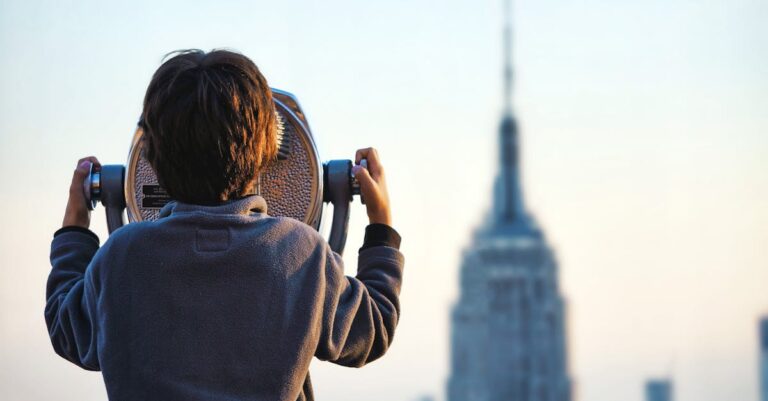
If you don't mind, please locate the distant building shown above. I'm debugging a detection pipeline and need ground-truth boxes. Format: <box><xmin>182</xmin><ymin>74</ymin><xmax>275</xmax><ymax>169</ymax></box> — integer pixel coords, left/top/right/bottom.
<box><xmin>761</xmin><ymin>317</ymin><xmax>768</xmax><ymax>401</ymax></box>
<box><xmin>446</xmin><ymin>1</ymin><xmax>571</xmax><ymax>400</ymax></box>
<box><xmin>645</xmin><ymin>379</ymin><xmax>672</xmax><ymax>401</ymax></box>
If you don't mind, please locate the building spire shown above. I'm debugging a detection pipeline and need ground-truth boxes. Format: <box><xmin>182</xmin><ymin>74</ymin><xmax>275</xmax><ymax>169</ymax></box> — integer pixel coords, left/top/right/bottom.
<box><xmin>493</xmin><ymin>0</ymin><xmax>528</xmax><ymax>226</ymax></box>
<box><xmin>503</xmin><ymin>0</ymin><xmax>513</xmax><ymax>115</ymax></box>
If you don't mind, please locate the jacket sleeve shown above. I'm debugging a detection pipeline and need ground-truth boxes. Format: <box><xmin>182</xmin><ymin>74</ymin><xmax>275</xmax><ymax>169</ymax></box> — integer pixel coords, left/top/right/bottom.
<box><xmin>45</xmin><ymin>229</ymin><xmax>102</xmax><ymax>370</ymax></box>
<box><xmin>314</xmin><ymin>244</ymin><xmax>405</xmax><ymax>367</ymax></box>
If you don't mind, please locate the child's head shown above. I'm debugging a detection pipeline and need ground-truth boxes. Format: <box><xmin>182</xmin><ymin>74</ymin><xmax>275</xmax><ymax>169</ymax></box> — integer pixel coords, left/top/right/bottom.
<box><xmin>141</xmin><ymin>49</ymin><xmax>277</xmax><ymax>205</ymax></box>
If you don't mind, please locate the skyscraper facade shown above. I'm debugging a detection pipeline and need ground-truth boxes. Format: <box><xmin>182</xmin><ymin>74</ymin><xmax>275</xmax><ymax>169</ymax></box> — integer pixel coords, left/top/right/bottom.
<box><xmin>761</xmin><ymin>317</ymin><xmax>768</xmax><ymax>401</ymax></box>
<box><xmin>446</xmin><ymin>1</ymin><xmax>571</xmax><ymax>400</ymax></box>
<box><xmin>645</xmin><ymin>379</ymin><xmax>672</xmax><ymax>401</ymax></box>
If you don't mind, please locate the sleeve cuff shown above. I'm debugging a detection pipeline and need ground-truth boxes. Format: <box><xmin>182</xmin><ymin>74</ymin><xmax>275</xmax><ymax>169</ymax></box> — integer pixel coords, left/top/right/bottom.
<box><xmin>54</xmin><ymin>226</ymin><xmax>100</xmax><ymax>244</ymax></box>
<box><xmin>360</xmin><ymin>223</ymin><xmax>401</xmax><ymax>251</ymax></box>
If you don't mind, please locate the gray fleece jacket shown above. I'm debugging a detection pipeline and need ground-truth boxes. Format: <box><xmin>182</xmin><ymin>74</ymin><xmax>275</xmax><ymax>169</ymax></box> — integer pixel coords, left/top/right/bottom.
<box><xmin>45</xmin><ymin>195</ymin><xmax>404</xmax><ymax>401</ymax></box>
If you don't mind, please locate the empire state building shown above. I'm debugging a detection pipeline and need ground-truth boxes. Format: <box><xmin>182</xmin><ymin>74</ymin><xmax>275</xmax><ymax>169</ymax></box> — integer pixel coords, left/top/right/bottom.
<box><xmin>447</xmin><ymin>1</ymin><xmax>572</xmax><ymax>400</ymax></box>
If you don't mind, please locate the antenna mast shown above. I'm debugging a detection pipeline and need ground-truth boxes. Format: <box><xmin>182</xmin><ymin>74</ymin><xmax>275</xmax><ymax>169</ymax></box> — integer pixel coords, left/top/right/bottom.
<box><xmin>503</xmin><ymin>0</ymin><xmax>513</xmax><ymax>115</ymax></box>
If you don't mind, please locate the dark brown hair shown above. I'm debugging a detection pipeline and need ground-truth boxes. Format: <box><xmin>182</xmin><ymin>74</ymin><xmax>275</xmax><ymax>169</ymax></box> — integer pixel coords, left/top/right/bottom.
<box><xmin>141</xmin><ymin>49</ymin><xmax>277</xmax><ymax>205</ymax></box>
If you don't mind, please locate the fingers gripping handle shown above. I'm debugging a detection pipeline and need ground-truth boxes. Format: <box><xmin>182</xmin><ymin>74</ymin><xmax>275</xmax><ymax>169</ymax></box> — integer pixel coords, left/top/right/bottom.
<box><xmin>350</xmin><ymin>159</ymin><xmax>367</xmax><ymax>204</ymax></box>
<box><xmin>85</xmin><ymin>164</ymin><xmax>127</xmax><ymax>234</ymax></box>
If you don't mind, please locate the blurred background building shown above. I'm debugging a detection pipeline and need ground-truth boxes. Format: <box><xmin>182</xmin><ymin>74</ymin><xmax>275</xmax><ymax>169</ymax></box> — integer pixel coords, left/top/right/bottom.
<box><xmin>761</xmin><ymin>317</ymin><xmax>768</xmax><ymax>401</ymax></box>
<box><xmin>645</xmin><ymin>379</ymin><xmax>673</xmax><ymax>401</ymax></box>
<box><xmin>446</xmin><ymin>1</ymin><xmax>570</xmax><ymax>400</ymax></box>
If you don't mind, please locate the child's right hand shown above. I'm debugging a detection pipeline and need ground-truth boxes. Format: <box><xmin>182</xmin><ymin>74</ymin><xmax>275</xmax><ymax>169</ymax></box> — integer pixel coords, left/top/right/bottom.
<box><xmin>352</xmin><ymin>147</ymin><xmax>391</xmax><ymax>226</ymax></box>
<box><xmin>62</xmin><ymin>156</ymin><xmax>101</xmax><ymax>229</ymax></box>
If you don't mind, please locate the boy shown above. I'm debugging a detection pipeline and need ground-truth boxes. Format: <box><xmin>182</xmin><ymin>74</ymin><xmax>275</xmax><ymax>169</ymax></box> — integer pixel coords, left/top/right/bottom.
<box><xmin>46</xmin><ymin>49</ymin><xmax>403</xmax><ymax>401</ymax></box>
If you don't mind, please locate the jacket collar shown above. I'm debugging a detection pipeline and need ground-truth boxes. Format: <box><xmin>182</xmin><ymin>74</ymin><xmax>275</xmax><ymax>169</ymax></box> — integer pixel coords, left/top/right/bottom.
<box><xmin>158</xmin><ymin>195</ymin><xmax>268</xmax><ymax>218</ymax></box>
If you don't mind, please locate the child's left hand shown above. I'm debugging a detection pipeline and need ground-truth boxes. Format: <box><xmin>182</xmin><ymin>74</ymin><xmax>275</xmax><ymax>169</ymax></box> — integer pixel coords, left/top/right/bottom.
<box><xmin>62</xmin><ymin>156</ymin><xmax>101</xmax><ymax>229</ymax></box>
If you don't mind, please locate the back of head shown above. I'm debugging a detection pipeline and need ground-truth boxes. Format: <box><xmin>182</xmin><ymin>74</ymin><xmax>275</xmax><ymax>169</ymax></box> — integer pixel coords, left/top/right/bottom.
<box><xmin>141</xmin><ymin>49</ymin><xmax>277</xmax><ymax>205</ymax></box>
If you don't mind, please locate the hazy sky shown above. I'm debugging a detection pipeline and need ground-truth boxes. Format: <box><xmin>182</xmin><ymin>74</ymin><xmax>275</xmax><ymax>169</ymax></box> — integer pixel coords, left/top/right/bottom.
<box><xmin>1</xmin><ymin>1</ymin><xmax>767</xmax><ymax>401</ymax></box>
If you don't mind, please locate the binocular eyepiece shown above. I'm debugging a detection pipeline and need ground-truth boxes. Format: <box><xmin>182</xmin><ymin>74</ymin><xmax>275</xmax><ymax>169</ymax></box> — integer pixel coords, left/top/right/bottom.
<box><xmin>85</xmin><ymin>89</ymin><xmax>366</xmax><ymax>255</ymax></box>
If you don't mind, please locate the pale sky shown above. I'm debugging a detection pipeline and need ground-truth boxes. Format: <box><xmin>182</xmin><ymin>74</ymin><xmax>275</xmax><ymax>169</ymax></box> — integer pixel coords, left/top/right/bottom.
<box><xmin>1</xmin><ymin>1</ymin><xmax>767</xmax><ymax>401</ymax></box>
